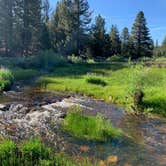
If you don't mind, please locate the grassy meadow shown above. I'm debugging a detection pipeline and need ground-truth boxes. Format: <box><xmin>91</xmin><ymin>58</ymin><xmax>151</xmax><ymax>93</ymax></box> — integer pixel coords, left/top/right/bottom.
<box><xmin>37</xmin><ymin>62</ymin><xmax>166</xmax><ymax>116</ymax></box>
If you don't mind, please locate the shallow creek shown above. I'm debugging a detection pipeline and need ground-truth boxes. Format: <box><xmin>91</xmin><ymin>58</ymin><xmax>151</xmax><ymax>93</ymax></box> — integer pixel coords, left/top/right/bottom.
<box><xmin>0</xmin><ymin>84</ymin><xmax>166</xmax><ymax>166</ymax></box>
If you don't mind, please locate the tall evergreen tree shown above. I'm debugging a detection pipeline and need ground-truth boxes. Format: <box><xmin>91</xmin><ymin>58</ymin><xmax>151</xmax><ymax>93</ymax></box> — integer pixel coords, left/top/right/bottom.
<box><xmin>0</xmin><ymin>0</ymin><xmax>14</xmax><ymax>55</ymax></box>
<box><xmin>109</xmin><ymin>25</ymin><xmax>121</xmax><ymax>55</ymax></box>
<box><xmin>90</xmin><ymin>15</ymin><xmax>108</xmax><ymax>58</ymax></box>
<box><xmin>49</xmin><ymin>0</ymin><xmax>73</xmax><ymax>54</ymax></box>
<box><xmin>121</xmin><ymin>27</ymin><xmax>130</xmax><ymax>57</ymax></box>
<box><xmin>131</xmin><ymin>11</ymin><xmax>153</xmax><ymax>58</ymax></box>
<box><xmin>72</xmin><ymin>0</ymin><xmax>92</xmax><ymax>55</ymax></box>
<box><xmin>49</xmin><ymin>0</ymin><xmax>91</xmax><ymax>55</ymax></box>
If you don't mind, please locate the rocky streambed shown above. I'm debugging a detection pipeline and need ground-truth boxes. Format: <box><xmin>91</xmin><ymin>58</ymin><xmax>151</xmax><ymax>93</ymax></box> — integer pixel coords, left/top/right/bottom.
<box><xmin>0</xmin><ymin>84</ymin><xmax>166</xmax><ymax>166</ymax></box>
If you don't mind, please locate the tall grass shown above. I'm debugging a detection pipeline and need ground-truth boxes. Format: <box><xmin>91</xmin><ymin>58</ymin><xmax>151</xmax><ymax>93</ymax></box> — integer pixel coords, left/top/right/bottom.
<box><xmin>0</xmin><ymin>138</ymin><xmax>95</xmax><ymax>166</ymax></box>
<box><xmin>0</xmin><ymin>68</ymin><xmax>14</xmax><ymax>91</ymax></box>
<box><xmin>62</xmin><ymin>107</ymin><xmax>122</xmax><ymax>141</ymax></box>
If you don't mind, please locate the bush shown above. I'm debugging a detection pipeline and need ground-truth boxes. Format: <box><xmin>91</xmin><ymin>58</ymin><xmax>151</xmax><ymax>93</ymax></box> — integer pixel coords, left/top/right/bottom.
<box><xmin>12</xmin><ymin>68</ymin><xmax>38</xmax><ymax>80</ymax></box>
<box><xmin>86</xmin><ymin>76</ymin><xmax>107</xmax><ymax>86</ymax></box>
<box><xmin>62</xmin><ymin>107</ymin><xmax>122</xmax><ymax>141</ymax></box>
<box><xmin>0</xmin><ymin>68</ymin><xmax>14</xmax><ymax>91</ymax></box>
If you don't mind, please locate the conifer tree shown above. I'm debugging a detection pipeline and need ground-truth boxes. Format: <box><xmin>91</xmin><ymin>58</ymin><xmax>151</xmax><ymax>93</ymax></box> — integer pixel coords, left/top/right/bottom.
<box><xmin>109</xmin><ymin>25</ymin><xmax>121</xmax><ymax>55</ymax></box>
<box><xmin>72</xmin><ymin>0</ymin><xmax>92</xmax><ymax>55</ymax></box>
<box><xmin>49</xmin><ymin>0</ymin><xmax>91</xmax><ymax>55</ymax></box>
<box><xmin>121</xmin><ymin>27</ymin><xmax>130</xmax><ymax>57</ymax></box>
<box><xmin>131</xmin><ymin>11</ymin><xmax>153</xmax><ymax>58</ymax></box>
<box><xmin>0</xmin><ymin>0</ymin><xmax>14</xmax><ymax>55</ymax></box>
<box><xmin>90</xmin><ymin>15</ymin><xmax>106</xmax><ymax>57</ymax></box>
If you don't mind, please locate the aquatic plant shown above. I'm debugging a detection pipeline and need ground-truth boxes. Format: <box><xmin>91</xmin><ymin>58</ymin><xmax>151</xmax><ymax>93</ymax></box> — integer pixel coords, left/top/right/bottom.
<box><xmin>62</xmin><ymin>107</ymin><xmax>122</xmax><ymax>141</ymax></box>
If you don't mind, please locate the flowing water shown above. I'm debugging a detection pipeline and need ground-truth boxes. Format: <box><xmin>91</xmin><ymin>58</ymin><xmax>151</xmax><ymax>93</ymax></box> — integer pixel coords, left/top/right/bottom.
<box><xmin>0</xmin><ymin>83</ymin><xmax>166</xmax><ymax>166</ymax></box>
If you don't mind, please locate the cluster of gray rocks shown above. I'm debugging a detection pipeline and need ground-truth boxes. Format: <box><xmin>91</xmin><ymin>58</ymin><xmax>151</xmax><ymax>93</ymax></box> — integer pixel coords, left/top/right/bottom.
<box><xmin>0</xmin><ymin>94</ymin><xmax>81</xmax><ymax>149</ymax></box>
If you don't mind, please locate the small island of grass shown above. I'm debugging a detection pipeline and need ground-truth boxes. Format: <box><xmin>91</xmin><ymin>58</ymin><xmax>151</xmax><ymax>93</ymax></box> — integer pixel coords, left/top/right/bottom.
<box><xmin>62</xmin><ymin>107</ymin><xmax>122</xmax><ymax>141</ymax></box>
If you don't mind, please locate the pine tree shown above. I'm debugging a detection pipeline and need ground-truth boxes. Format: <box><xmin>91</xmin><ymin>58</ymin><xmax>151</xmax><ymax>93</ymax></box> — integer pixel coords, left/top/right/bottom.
<box><xmin>49</xmin><ymin>0</ymin><xmax>91</xmax><ymax>55</ymax></box>
<box><xmin>72</xmin><ymin>0</ymin><xmax>92</xmax><ymax>55</ymax></box>
<box><xmin>20</xmin><ymin>0</ymin><xmax>43</xmax><ymax>55</ymax></box>
<box><xmin>49</xmin><ymin>0</ymin><xmax>73</xmax><ymax>54</ymax></box>
<box><xmin>131</xmin><ymin>11</ymin><xmax>153</xmax><ymax>58</ymax></box>
<box><xmin>90</xmin><ymin>15</ymin><xmax>107</xmax><ymax>58</ymax></box>
<box><xmin>121</xmin><ymin>27</ymin><xmax>130</xmax><ymax>57</ymax></box>
<box><xmin>109</xmin><ymin>25</ymin><xmax>121</xmax><ymax>55</ymax></box>
<box><xmin>0</xmin><ymin>0</ymin><xmax>14</xmax><ymax>55</ymax></box>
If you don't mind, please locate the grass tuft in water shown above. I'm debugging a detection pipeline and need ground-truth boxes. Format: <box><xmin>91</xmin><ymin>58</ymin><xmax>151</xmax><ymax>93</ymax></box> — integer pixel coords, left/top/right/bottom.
<box><xmin>62</xmin><ymin>107</ymin><xmax>122</xmax><ymax>141</ymax></box>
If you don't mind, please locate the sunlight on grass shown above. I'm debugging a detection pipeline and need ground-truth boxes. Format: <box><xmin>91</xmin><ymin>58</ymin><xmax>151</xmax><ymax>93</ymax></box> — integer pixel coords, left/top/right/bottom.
<box><xmin>0</xmin><ymin>138</ymin><xmax>96</xmax><ymax>166</ymax></box>
<box><xmin>62</xmin><ymin>107</ymin><xmax>122</xmax><ymax>141</ymax></box>
<box><xmin>0</xmin><ymin>68</ymin><xmax>14</xmax><ymax>91</ymax></box>
<box><xmin>37</xmin><ymin>63</ymin><xmax>166</xmax><ymax>116</ymax></box>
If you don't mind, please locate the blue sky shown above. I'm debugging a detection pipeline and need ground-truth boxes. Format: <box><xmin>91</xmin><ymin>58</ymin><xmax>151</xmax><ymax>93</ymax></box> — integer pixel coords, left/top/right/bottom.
<box><xmin>49</xmin><ymin>0</ymin><xmax>166</xmax><ymax>44</ymax></box>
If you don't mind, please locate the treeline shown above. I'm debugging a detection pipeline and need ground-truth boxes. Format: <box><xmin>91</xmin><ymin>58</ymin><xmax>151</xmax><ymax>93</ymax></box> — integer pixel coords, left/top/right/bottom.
<box><xmin>0</xmin><ymin>0</ymin><xmax>50</xmax><ymax>56</ymax></box>
<box><xmin>0</xmin><ymin>0</ymin><xmax>165</xmax><ymax>59</ymax></box>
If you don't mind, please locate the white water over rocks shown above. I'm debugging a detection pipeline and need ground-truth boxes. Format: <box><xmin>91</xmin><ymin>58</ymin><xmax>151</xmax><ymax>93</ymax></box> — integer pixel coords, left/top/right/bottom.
<box><xmin>0</xmin><ymin>96</ymin><xmax>82</xmax><ymax>142</ymax></box>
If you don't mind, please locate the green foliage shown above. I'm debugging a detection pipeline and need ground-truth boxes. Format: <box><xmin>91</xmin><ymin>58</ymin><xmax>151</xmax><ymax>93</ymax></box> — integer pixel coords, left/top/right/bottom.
<box><xmin>62</xmin><ymin>107</ymin><xmax>122</xmax><ymax>141</ymax></box>
<box><xmin>37</xmin><ymin>62</ymin><xmax>166</xmax><ymax>116</ymax></box>
<box><xmin>49</xmin><ymin>0</ymin><xmax>92</xmax><ymax>55</ymax></box>
<box><xmin>0</xmin><ymin>139</ymin><xmax>17</xmax><ymax>166</ymax></box>
<box><xmin>0</xmin><ymin>68</ymin><xmax>14</xmax><ymax>91</ymax></box>
<box><xmin>131</xmin><ymin>11</ymin><xmax>153</xmax><ymax>58</ymax></box>
<box><xmin>20</xmin><ymin>138</ymin><xmax>49</xmax><ymax>160</ymax></box>
<box><xmin>86</xmin><ymin>76</ymin><xmax>107</xmax><ymax>86</ymax></box>
<box><xmin>153</xmin><ymin>36</ymin><xmax>166</xmax><ymax>57</ymax></box>
<box><xmin>12</xmin><ymin>68</ymin><xmax>38</xmax><ymax>81</ymax></box>
<box><xmin>109</xmin><ymin>25</ymin><xmax>121</xmax><ymax>55</ymax></box>
<box><xmin>0</xmin><ymin>139</ymin><xmax>16</xmax><ymax>159</ymax></box>
<box><xmin>121</xmin><ymin>27</ymin><xmax>130</xmax><ymax>57</ymax></box>
<box><xmin>90</xmin><ymin>15</ymin><xmax>110</xmax><ymax>58</ymax></box>
<box><xmin>0</xmin><ymin>138</ymin><xmax>95</xmax><ymax>166</ymax></box>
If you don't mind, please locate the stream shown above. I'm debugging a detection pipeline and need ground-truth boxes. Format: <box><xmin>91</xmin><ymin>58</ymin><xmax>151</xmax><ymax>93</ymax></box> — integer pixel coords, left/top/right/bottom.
<box><xmin>0</xmin><ymin>82</ymin><xmax>166</xmax><ymax>166</ymax></box>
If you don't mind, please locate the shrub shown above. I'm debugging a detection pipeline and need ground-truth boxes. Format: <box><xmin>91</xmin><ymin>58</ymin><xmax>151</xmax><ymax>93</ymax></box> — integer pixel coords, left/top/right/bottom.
<box><xmin>86</xmin><ymin>76</ymin><xmax>107</xmax><ymax>86</ymax></box>
<box><xmin>62</xmin><ymin>107</ymin><xmax>122</xmax><ymax>141</ymax></box>
<box><xmin>0</xmin><ymin>68</ymin><xmax>14</xmax><ymax>91</ymax></box>
<box><xmin>12</xmin><ymin>68</ymin><xmax>38</xmax><ymax>80</ymax></box>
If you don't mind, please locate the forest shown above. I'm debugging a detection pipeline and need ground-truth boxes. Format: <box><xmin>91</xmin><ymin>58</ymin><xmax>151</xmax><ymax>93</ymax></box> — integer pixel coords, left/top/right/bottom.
<box><xmin>0</xmin><ymin>0</ymin><xmax>166</xmax><ymax>166</ymax></box>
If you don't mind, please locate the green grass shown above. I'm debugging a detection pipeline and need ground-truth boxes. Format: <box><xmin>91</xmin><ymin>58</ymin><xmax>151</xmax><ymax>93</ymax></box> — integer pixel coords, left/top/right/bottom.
<box><xmin>0</xmin><ymin>138</ymin><xmax>96</xmax><ymax>166</ymax></box>
<box><xmin>62</xmin><ymin>107</ymin><xmax>122</xmax><ymax>141</ymax></box>
<box><xmin>37</xmin><ymin>62</ymin><xmax>166</xmax><ymax>116</ymax></box>
<box><xmin>86</xmin><ymin>76</ymin><xmax>107</xmax><ymax>86</ymax></box>
<box><xmin>12</xmin><ymin>68</ymin><xmax>38</xmax><ymax>81</ymax></box>
<box><xmin>0</xmin><ymin>68</ymin><xmax>14</xmax><ymax>91</ymax></box>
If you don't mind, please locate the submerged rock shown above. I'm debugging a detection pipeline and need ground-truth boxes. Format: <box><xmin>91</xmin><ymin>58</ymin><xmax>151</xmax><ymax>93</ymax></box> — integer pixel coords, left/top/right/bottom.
<box><xmin>0</xmin><ymin>103</ymin><xmax>7</xmax><ymax>111</ymax></box>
